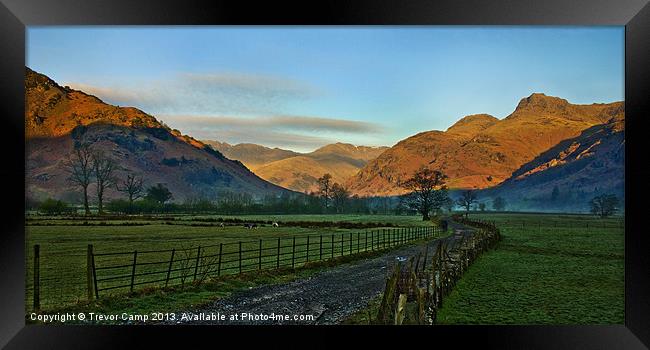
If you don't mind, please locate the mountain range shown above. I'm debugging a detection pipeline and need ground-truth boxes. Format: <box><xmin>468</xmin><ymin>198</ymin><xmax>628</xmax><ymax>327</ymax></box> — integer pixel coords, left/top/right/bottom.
<box><xmin>483</xmin><ymin>110</ymin><xmax>624</xmax><ymax>210</ymax></box>
<box><xmin>25</xmin><ymin>67</ymin><xmax>287</xmax><ymax>202</ymax></box>
<box><xmin>25</xmin><ymin>67</ymin><xmax>624</xmax><ymax>211</ymax></box>
<box><xmin>347</xmin><ymin>93</ymin><xmax>624</xmax><ymax>197</ymax></box>
<box><xmin>205</xmin><ymin>141</ymin><xmax>388</xmax><ymax>193</ymax></box>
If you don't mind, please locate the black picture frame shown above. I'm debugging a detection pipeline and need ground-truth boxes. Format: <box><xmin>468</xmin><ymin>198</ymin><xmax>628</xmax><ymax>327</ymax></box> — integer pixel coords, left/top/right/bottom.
<box><xmin>1</xmin><ymin>0</ymin><xmax>648</xmax><ymax>348</ymax></box>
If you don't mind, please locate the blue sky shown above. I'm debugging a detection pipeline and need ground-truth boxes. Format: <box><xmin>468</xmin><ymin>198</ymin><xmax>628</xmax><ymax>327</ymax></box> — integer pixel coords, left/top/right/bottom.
<box><xmin>27</xmin><ymin>26</ymin><xmax>624</xmax><ymax>152</ymax></box>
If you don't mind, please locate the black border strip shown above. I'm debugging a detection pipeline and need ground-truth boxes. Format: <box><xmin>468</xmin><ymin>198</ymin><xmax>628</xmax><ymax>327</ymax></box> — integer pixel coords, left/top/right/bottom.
<box><xmin>1</xmin><ymin>0</ymin><xmax>649</xmax><ymax>348</ymax></box>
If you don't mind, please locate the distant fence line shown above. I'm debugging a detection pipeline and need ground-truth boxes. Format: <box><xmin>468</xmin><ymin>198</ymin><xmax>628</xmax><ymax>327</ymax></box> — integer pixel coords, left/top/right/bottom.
<box><xmin>490</xmin><ymin>220</ymin><xmax>624</xmax><ymax>229</ymax></box>
<box><xmin>29</xmin><ymin>226</ymin><xmax>439</xmax><ymax>311</ymax></box>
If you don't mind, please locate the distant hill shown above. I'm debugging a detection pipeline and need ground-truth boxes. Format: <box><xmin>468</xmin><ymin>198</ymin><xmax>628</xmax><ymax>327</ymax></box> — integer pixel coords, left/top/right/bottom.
<box><xmin>25</xmin><ymin>67</ymin><xmax>289</xmax><ymax>203</ymax></box>
<box><xmin>206</xmin><ymin>141</ymin><xmax>388</xmax><ymax>193</ymax></box>
<box><xmin>348</xmin><ymin>93</ymin><xmax>623</xmax><ymax>196</ymax></box>
<box><xmin>203</xmin><ymin>141</ymin><xmax>301</xmax><ymax>170</ymax></box>
<box><xmin>482</xmin><ymin>109</ymin><xmax>624</xmax><ymax>212</ymax></box>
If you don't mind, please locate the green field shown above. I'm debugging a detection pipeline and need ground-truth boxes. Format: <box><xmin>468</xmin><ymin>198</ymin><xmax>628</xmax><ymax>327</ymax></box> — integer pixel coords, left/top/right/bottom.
<box><xmin>26</xmin><ymin>214</ymin><xmax>433</xmax><ymax>311</ymax></box>
<box><xmin>435</xmin><ymin>213</ymin><xmax>624</xmax><ymax>324</ymax></box>
<box><xmin>27</xmin><ymin>212</ymin><xmax>624</xmax><ymax>324</ymax></box>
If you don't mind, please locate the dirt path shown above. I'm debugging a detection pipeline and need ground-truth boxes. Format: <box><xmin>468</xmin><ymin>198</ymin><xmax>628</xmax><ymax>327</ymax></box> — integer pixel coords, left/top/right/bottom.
<box><xmin>164</xmin><ymin>221</ymin><xmax>475</xmax><ymax>325</ymax></box>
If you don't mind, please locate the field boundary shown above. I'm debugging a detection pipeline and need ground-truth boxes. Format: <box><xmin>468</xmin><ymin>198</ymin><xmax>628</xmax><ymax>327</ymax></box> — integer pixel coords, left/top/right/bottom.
<box><xmin>370</xmin><ymin>217</ymin><xmax>501</xmax><ymax>324</ymax></box>
<box><xmin>29</xmin><ymin>225</ymin><xmax>440</xmax><ymax>311</ymax></box>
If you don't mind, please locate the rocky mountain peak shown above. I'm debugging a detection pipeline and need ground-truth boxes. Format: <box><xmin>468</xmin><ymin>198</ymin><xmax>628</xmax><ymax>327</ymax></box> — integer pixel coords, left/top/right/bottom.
<box><xmin>514</xmin><ymin>93</ymin><xmax>570</xmax><ymax>113</ymax></box>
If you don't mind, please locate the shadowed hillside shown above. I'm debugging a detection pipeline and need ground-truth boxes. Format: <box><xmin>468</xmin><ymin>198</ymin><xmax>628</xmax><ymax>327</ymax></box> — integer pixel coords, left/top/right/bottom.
<box><xmin>25</xmin><ymin>67</ymin><xmax>289</xmax><ymax>202</ymax></box>
<box><xmin>482</xmin><ymin>109</ymin><xmax>624</xmax><ymax>212</ymax></box>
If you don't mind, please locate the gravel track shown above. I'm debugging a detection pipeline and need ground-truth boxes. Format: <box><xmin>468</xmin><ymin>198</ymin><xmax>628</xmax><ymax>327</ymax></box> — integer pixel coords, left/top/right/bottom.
<box><xmin>164</xmin><ymin>222</ymin><xmax>475</xmax><ymax>325</ymax></box>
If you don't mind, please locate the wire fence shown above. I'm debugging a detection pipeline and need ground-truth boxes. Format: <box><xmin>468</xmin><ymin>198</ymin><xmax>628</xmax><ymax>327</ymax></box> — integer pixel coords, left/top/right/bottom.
<box><xmin>28</xmin><ymin>226</ymin><xmax>439</xmax><ymax>312</ymax></box>
<box><xmin>473</xmin><ymin>219</ymin><xmax>624</xmax><ymax>229</ymax></box>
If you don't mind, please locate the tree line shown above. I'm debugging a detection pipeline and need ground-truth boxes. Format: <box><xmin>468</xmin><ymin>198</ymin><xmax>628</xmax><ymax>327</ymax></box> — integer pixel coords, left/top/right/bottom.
<box><xmin>58</xmin><ymin>143</ymin><xmax>172</xmax><ymax>215</ymax></box>
<box><xmin>33</xmin><ymin>145</ymin><xmax>620</xmax><ymax>218</ymax></box>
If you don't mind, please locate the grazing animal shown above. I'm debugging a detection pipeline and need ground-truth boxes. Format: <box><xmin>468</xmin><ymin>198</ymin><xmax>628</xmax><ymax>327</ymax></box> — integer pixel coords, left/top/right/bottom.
<box><xmin>244</xmin><ymin>223</ymin><xmax>258</xmax><ymax>229</ymax></box>
<box><xmin>218</xmin><ymin>222</ymin><xmax>224</xmax><ymax>228</ymax></box>
<box><xmin>272</xmin><ymin>222</ymin><xmax>279</xmax><ymax>228</ymax></box>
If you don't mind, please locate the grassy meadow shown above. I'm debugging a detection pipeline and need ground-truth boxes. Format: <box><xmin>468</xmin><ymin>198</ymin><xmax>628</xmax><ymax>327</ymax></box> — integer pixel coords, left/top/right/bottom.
<box><xmin>26</xmin><ymin>211</ymin><xmax>625</xmax><ymax>325</ymax></box>
<box><xmin>435</xmin><ymin>212</ymin><xmax>624</xmax><ymax>324</ymax></box>
<box><xmin>25</xmin><ymin>213</ymin><xmax>434</xmax><ymax>312</ymax></box>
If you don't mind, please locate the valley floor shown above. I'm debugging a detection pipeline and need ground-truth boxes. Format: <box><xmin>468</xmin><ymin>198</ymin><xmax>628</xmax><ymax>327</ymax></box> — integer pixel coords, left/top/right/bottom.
<box><xmin>25</xmin><ymin>214</ymin><xmax>430</xmax><ymax>312</ymax></box>
<box><xmin>25</xmin><ymin>213</ymin><xmax>624</xmax><ymax>325</ymax></box>
<box><xmin>435</xmin><ymin>213</ymin><xmax>624</xmax><ymax>324</ymax></box>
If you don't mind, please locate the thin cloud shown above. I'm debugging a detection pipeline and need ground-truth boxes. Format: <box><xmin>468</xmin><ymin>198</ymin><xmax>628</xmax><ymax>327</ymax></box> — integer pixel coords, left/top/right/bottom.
<box><xmin>69</xmin><ymin>83</ymin><xmax>162</xmax><ymax>107</ymax></box>
<box><xmin>189</xmin><ymin>129</ymin><xmax>335</xmax><ymax>151</ymax></box>
<box><xmin>66</xmin><ymin>73</ymin><xmax>387</xmax><ymax>152</ymax></box>
<box><xmin>67</xmin><ymin>71</ymin><xmax>318</xmax><ymax>115</ymax></box>
<box><xmin>161</xmin><ymin>114</ymin><xmax>383</xmax><ymax>134</ymax></box>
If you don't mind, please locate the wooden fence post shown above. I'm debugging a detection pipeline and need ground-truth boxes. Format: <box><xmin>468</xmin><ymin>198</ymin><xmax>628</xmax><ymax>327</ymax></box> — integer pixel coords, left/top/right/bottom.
<box><xmin>371</xmin><ymin>231</ymin><xmax>374</xmax><ymax>251</ymax></box>
<box><xmin>259</xmin><ymin>240</ymin><xmax>263</xmax><ymax>270</ymax></box>
<box><xmin>217</xmin><ymin>243</ymin><xmax>223</xmax><ymax>276</ymax></box>
<box><xmin>33</xmin><ymin>244</ymin><xmax>40</xmax><ymax>311</ymax></box>
<box><xmin>194</xmin><ymin>246</ymin><xmax>201</xmax><ymax>281</ymax></box>
<box><xmin>386</xmin><ymin>228</ymin><xmax>389</xmax><ymax>246</ymax></box>
<box><xmin>92</xmin><ymin>247</ymin><xmax>99</xmax><ymax>298</ymax></box>
<box><xmin>130</xmin><ymin>250</ymin><xmax>138</xmax><ymax>293</ymax></box>
<box><xmin>238</xmin><ymin>242</ymin><xmax>242</xmax><ymax>273</ymax></box>
<box><xmin>87</xmin><ymin>244</ymin><xmax>94</xmax><ymax>301</ymax></box>
<box><xmin>291</xmin><ymin>237</ymin><xmax>296</xmax><ymax>268</ymax></box>
<box><xmin>357</xmin><ymin>232</ymin><xmax>360</xmax><ymax>253</ymax></box>
<box><xmin>349</xmin><ymin>232</ymin><xmax>352</xmax><ymax>255</ymax></box>
<box><xmin>165</xmin><ymin>248</ymin><xmax>175</xmax><ymax>287</ymax></box>
<box><xmin>306</xmin><ymin>236</ymin><xmax>310</xmax><ymax>262</ymax></box>
<box><xmin>276</xmin><ymin>238</ymin><xmax>281</xmax><ymax>268</ymax></box>
<box><xmin>387</xmin><ymin>229</ymin><xmax>390</xmax><ymax>247</ymax></box>
<box><xmin>365</xmin><ymin>231</ymin><xmax>368</xmax><ymax>251</ymax></box>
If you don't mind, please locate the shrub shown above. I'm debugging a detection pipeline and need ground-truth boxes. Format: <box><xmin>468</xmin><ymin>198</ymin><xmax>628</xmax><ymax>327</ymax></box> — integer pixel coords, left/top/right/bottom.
<box><xmin>38</xmin><ymin>198</ymin><xmax>72</xmax><ymax>215</ymax></box>
<box><xmin>106</xmin><ymin>199</ymin><xmax>133</xmax><ymax>214</ymax></box>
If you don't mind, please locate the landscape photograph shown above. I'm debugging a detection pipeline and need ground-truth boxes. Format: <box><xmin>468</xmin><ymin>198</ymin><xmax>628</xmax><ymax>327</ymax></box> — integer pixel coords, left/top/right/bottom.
<box><xmin>25</xmin><ymin>26</ymin><xmax>624</xmax><ymax>325</ymax></box>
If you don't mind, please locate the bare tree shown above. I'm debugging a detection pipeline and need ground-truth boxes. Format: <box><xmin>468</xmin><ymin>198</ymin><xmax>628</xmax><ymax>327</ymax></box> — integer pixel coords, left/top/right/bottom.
<box><xmin>400</xmin><ymin>167</ymin><xmax>448</xmax><ymax>221</ymax></box>
<box><xmin>317</xmin><ymin>173</ymin><xmax>333</xmax><ymax>211</ymax></box>
<box><xmin>457</xmin><ymin>190</ymin><xmax>478</xmax><ymax>218</ymax></box>
<box><xmin>331</xmin><ymin>182</ymin><xmax>350</xmax><ymax>214</ymax></box>
<box><xmin>92</xmin><ymin>151</ymin><xmax>117</xmax><ymax>215</ymax></box>
<box><xmin>116</xmin><ymin>173</ymin><xmax>144</xmax><ymax>204</ymax></box>
<box><xmin>65</xmin><ymin>144</ymin><xmax>94</xmax><ymax>215</ymax></box>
